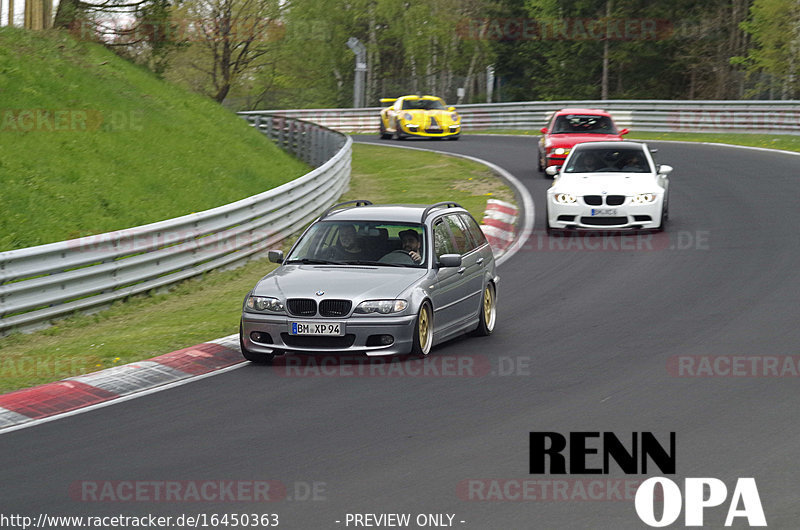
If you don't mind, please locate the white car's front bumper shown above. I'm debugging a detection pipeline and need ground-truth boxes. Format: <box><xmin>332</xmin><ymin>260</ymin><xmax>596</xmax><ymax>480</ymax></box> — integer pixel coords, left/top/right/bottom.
<box><xmin>547</xmin><ymin>195</ymin><xmax>664</xmax><ymax>231</ymax></box>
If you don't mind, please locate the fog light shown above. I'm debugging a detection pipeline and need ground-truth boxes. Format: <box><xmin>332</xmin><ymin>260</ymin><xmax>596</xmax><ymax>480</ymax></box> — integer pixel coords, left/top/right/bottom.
<box><xmin>250</xmin><ymin>331</ymin><xmax>273</xmax><ymax>344</ymax></box>
<box><xmin>366</xmin><ymin>334</ymin><xmax>394</xmax><ymax>346</ymax></box>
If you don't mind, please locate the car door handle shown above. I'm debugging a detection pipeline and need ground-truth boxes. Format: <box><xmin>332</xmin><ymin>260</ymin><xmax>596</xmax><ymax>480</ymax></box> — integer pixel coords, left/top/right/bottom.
<box><xmin>476</xmin><ymin>258</ymin><xmax>484</xmax><ymax>265</ymax></box>
<box><xmin>457</xmin><ymin>267</ymin><xmax>466</xmax><ymax>274</ymax></box>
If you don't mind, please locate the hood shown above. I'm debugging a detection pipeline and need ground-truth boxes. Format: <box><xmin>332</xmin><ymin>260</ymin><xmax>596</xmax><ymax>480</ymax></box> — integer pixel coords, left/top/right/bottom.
<box><xmin>254</xmin><ymin>265</ymin><xmax>428</xmax><ymax>301</ymax></box>
<box><xmin>405</xmin><ymin>109</ymin><xmax>457</xmax><ymax>125</ymax></box>
<box><xmin>554</xmin><ymin>173</ymin><xmax>658</xmax><ymax>195</ymax></box>
<box><xmin>546</xmin><ymin>134</ymin><xmax>623</xmax><ymax>148</ymax></box>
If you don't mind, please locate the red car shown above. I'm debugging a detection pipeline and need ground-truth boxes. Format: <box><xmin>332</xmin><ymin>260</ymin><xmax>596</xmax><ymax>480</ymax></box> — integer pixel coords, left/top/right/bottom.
<box><xmin>538</xmin><ymin>109</ymin><xmax>629</xmax><ymax>175</ymax></box>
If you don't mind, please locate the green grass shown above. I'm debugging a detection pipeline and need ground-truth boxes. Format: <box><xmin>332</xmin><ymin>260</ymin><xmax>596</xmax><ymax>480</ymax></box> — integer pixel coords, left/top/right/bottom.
<box><xmin>0</xmin><ymin>28</ymin><xmax>309</xmax><ymax>251</ymax></box>
<box><xmin>466</xmin><ymin>129</ymin><xmax>800</xmax><ymax>152</ymax></box>
<box><xmin>0</xmin><ymin>143</ymin><xmax>515</xmax><ymax>393</ymax></box>
<box><xmin>341</xmin><ymin>142</ymin><xmax>515</xmax><ymax>217</ymax></box>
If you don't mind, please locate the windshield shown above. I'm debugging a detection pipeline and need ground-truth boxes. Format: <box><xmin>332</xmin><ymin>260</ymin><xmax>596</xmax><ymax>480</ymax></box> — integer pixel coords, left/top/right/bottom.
<box><xmin>552</xmin><ymin>114</ymin><xmax>618</xmax><ymax>134</ymax></box>
<box><xmin>286</xmin><ymin>221</ymin><xmax>427</xmax><ymax>267</ymax></box>
<box><xmin>401</xmin><ymin>98</ymin><xmax>447</xmax><ymax>110</ymax></box>
<box><xmin>564</xmin><ymin>147</ymin><xmax>652</xmax><ymax>173</ymax></box>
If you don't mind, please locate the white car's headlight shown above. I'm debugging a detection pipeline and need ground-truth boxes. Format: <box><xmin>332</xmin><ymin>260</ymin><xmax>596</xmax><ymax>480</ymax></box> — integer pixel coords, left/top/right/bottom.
<box><xmin>632</xmin><ymin>193</ymin><xmax>657</xmax><ymax>204</ymax></box>
<box><xmin>553</xmin><ymin>193</ymin><xmax>577</xmax><ymax>204</ymax></box>
<box><xmin>354</xmin><ymin>299</ymin><xmax>408</xmax><ymax>314</ymax></box>
<box><xmin>245</xmin><ymin>295</ymin><xmax>284</xmax><ymax>313</ymax></box>
<box><xmin>552</xmin><ymin>148</ymin><xmax>570</xmax><ymax>155</ymax></box>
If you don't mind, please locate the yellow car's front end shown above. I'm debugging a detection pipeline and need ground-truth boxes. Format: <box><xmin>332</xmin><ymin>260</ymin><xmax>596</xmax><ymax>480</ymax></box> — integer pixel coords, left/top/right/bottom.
<box><xmin>379</xmin><ymin>96</ymin><xmax>461</xmax><ymax>140</ymax></box>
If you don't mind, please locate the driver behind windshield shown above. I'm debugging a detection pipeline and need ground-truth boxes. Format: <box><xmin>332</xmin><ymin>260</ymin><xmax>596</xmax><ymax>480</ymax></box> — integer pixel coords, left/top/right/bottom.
<box><xmin>399</xmin><ymin>229</ymin><xmax>423</xmax><ymax>264</ymax></box>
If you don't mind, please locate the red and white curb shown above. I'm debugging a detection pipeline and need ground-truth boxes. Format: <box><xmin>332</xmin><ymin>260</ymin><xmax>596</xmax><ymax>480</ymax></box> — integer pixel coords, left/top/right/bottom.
<box><xmin>0</xmin><ymin>335</ymin><xmax>242</xmax><ymax>433</ymax></box>
<box><xmin>481</xmin><ymin>199</ymin><xmax>518</xmax><ymax>257</ymax></box>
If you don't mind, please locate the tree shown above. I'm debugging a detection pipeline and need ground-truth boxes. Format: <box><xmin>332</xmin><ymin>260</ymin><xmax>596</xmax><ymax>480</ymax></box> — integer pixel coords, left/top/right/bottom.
<box><xmin>179</xmin><ymin>0</ymin><xmax>283</xmax><ymax>102</ymax></box>
<box><xmin>737</xmin><ymin>0</ymin><xmax>800</xmax><ymax>99</ymax></box>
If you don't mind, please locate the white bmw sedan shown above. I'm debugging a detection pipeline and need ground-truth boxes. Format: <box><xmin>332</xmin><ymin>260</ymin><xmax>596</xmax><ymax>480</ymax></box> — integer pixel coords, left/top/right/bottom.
<box><xmin>545</xmin><ymin>141</ymin><xmax>672</xmax><ymax>232</ymax></box>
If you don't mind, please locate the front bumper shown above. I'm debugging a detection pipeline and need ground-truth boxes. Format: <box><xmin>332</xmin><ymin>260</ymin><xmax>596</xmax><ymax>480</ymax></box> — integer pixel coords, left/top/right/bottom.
<box><xmin>547</xmin><ymin>197</ymin><xmax>663</xmax><ymax>231</ymax></box>
<box><xmin>399</xmin><ymin>122</ymin><xmax>460</xmax><ymax>138</ymax></box>
<box><xmin>241</xmin><ymin>312</ymin><xmax>418</xmax><ymax>356</ymax></box>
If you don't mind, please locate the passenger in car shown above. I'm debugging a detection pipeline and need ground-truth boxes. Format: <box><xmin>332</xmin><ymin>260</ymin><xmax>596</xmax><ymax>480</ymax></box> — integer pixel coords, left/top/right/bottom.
<box><xmin>329</xmin><ymin>225</ymin><xmax>364</xmax><ymax>260</ymax></box>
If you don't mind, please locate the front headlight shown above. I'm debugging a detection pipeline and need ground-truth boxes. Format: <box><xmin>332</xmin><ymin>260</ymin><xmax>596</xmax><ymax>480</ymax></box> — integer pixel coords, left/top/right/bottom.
<box><xmin>245</xmin><ymin>295</ymin><xmax>284</xmax><ymax>313</ymax></box>
<box><xmin>554</xmin><ymin>193</ymin><xmax>577</xmax><ymax>204</ymax></box>
<box><xmin>403</xmin><ymin>113</ymin><xmax>413</xmax><ymax>121</ymax></box>
<box><xmin>632</xmin><ymin>193</ymin><xmax>657</xmax><ymax>204</ymax></box>
<box><xmin>354</xmin><ymin>299</ymin><xmax>408</xmax><ymax>315</ymax></box>
<box><xmin>451</xmin><ymin>113</ymin><xmax>459</xmax><ymax>121</ymax></box>
<box><xmin>552</xmin><ymin>148</ymin><xmax>570</xmax><ymax>156</ymax></box>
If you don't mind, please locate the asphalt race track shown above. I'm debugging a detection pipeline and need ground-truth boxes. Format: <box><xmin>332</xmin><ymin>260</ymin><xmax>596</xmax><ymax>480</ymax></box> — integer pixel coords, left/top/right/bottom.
<box><xmin>3</xmin><ymin>135</ymin><xmax>800</xmax><ymax>529</ymax></box>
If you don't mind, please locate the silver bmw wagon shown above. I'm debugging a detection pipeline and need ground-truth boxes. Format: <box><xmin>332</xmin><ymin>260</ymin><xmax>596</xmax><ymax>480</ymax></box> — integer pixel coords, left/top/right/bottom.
<box><xmin>239</xmin><ymin>201</ymin><xmax>499</xmax><ymax>363</ymax></box>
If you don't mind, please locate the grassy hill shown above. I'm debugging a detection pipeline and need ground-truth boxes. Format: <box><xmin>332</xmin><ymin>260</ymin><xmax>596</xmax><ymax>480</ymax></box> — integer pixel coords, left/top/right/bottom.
<box><xmin>0</xmin><ymin>27</ymin><xmax>308</xmax><ymax>251</ymax></box>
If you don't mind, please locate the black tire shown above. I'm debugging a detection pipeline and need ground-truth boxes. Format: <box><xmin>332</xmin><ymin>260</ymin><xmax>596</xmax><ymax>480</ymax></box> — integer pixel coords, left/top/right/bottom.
<box><xmin>545</xmin><ymin>205</ymin><xmax>555</xmax><ymax>235</ymax></box>
<box><xmin>537</xmin><ymin>152</ymin><xmax>545</xmax><ymax>173</ymax></box>
<box><xmin>473</xmin><ymin>283</ymin><xmax>497</xmax><ymax>336</ymax></box>
<box><xmin>410</xmin><ymin>302</ymin><xmax>433</xmax><ymax>357</ymax></box>
<box><xmin>239</xmin><ymin>323</ymin><xmax>275</xmax><ymax>364</ymax></box>
<box><xmin>656</xmin><ymin>206</ymin><xmax>667</xmax><ymax>232</ymax></box>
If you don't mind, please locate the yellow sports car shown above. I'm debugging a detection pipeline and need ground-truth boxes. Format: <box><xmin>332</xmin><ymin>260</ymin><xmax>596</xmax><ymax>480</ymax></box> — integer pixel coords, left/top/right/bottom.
<box><xmin>379</xmin><ymin>95</ymin><xmax>461</xmax><ymax>140</ymax></box>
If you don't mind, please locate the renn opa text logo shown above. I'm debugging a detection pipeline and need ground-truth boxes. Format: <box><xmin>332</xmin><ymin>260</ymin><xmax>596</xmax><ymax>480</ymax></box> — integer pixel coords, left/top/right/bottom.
<box><xmin>529</xmin><ymin>431</ymin><xmax>766</xmax><ymax>527</ymax></box>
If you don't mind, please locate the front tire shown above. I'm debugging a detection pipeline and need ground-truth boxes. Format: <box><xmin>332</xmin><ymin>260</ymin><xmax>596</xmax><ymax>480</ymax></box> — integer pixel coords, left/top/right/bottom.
<box><xmin>410</xmin><ymin>302</ymin><xmax>433</xmax><ymax>356</ymax></box>
<box><xmin>473</xmin><ymin>283</ymin><xmax>497</xmax><ymax>336</ymax></box>
<box><xmin>239</xmin><ymin>323</ymin><xmax>275</xmax><ymax>364</ymax></box>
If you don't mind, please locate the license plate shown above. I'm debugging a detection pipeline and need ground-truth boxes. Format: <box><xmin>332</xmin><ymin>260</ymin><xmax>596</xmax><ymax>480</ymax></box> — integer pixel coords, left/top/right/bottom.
<box><xmin>591</xmin><ymin>208</ymin><xmax>618</xmax><ymax>216</ymax></box>
<box><xmin>290</xmin><ymin>322</ymin><xmax>344</xmax><ymax>336</ymax></box>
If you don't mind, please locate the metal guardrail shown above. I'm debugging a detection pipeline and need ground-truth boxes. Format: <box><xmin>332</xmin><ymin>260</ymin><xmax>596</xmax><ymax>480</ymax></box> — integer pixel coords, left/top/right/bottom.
<box><xmin>0</xmin><ymin>115</ymin><xmax>351</xmax><ymax>335</ymax></box>
<box><xmin>243</xmin><ymin>100</ymin><xmax>800</xmax><ymax>135</ymax></box>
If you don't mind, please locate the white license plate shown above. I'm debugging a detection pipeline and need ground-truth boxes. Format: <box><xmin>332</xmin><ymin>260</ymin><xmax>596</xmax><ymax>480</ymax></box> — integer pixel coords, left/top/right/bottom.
<box><xmin>591</xmin><ymin>208</ymin><xmax>618</xmax><ymax>216</ymax></box>
<box><xmin>290</xmin><ymin>322</ymin><xmax>344</xmax><ymax>336</ymax></box>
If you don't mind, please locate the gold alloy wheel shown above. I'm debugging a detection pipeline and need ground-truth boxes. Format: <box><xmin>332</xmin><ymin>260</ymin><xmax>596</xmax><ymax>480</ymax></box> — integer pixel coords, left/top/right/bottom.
<box><xmin>483</xmin><ymin>284</ymin><xmax>496</xmax><ymax>331</ymax></box>
<box><xmin>418</xmin><ymin>304</ymin><xmax>432</xmax><ymax>354</ymax></box>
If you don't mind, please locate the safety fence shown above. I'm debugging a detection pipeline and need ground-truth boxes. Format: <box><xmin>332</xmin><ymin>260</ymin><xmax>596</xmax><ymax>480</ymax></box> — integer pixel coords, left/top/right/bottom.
<box><xmin>0</xmin><ymin>116</ymin><xmax>351</xmax><ymax>335</ymax></box>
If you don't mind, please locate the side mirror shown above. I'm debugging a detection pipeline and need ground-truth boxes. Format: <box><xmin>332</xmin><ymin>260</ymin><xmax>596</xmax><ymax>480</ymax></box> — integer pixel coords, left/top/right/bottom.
<box><xmin>540</xmin><ymin>127</ymin><xmax>548</xmax><ymax>134</ymax></box>
<box><xmin>657</xmin><ymin>164</ymin><xmax>673</xmax><ymax>176</ymax></box>
<box><xmin>545</xmin><ymin>166</ymin><xmax>561</xmax><ymax>177</ymax></box>
<box><xmin>448</xmin><ymin>106</ymin><xmax>456</xmax><ymax>111</ymax></box>
<box><xmin>438</xmin><ymin>254</ymin><xmax>462</xmax><ymax>268</ymax></box>
<box><xmin>268</xmin><ymin>249</ymin><xmax>284</xmax><ymax>264</ymax></box>
<box><xmin>619</xmin><ymin>128</ymin><xmax>630</xmax><ymax>135</ymax></box>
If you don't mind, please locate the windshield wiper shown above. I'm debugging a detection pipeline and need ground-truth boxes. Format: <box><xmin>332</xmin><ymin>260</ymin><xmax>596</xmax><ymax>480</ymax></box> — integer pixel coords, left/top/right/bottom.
<box><xmin>285</xmin><ymin>258</ymin><xmax>344</xmax><ymax>265</ymax></box>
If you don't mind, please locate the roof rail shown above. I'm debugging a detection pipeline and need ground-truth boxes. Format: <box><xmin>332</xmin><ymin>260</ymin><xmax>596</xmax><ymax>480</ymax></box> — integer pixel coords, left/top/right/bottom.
<box><xmin>321</xmin><ymin>200</ymin><xmax>373</xmax><ymax>219</ymax></box>
<box><xmin>421</xmin><ymin>202</ymin><xmax>462</xmax><ymax>222</ymax></box>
